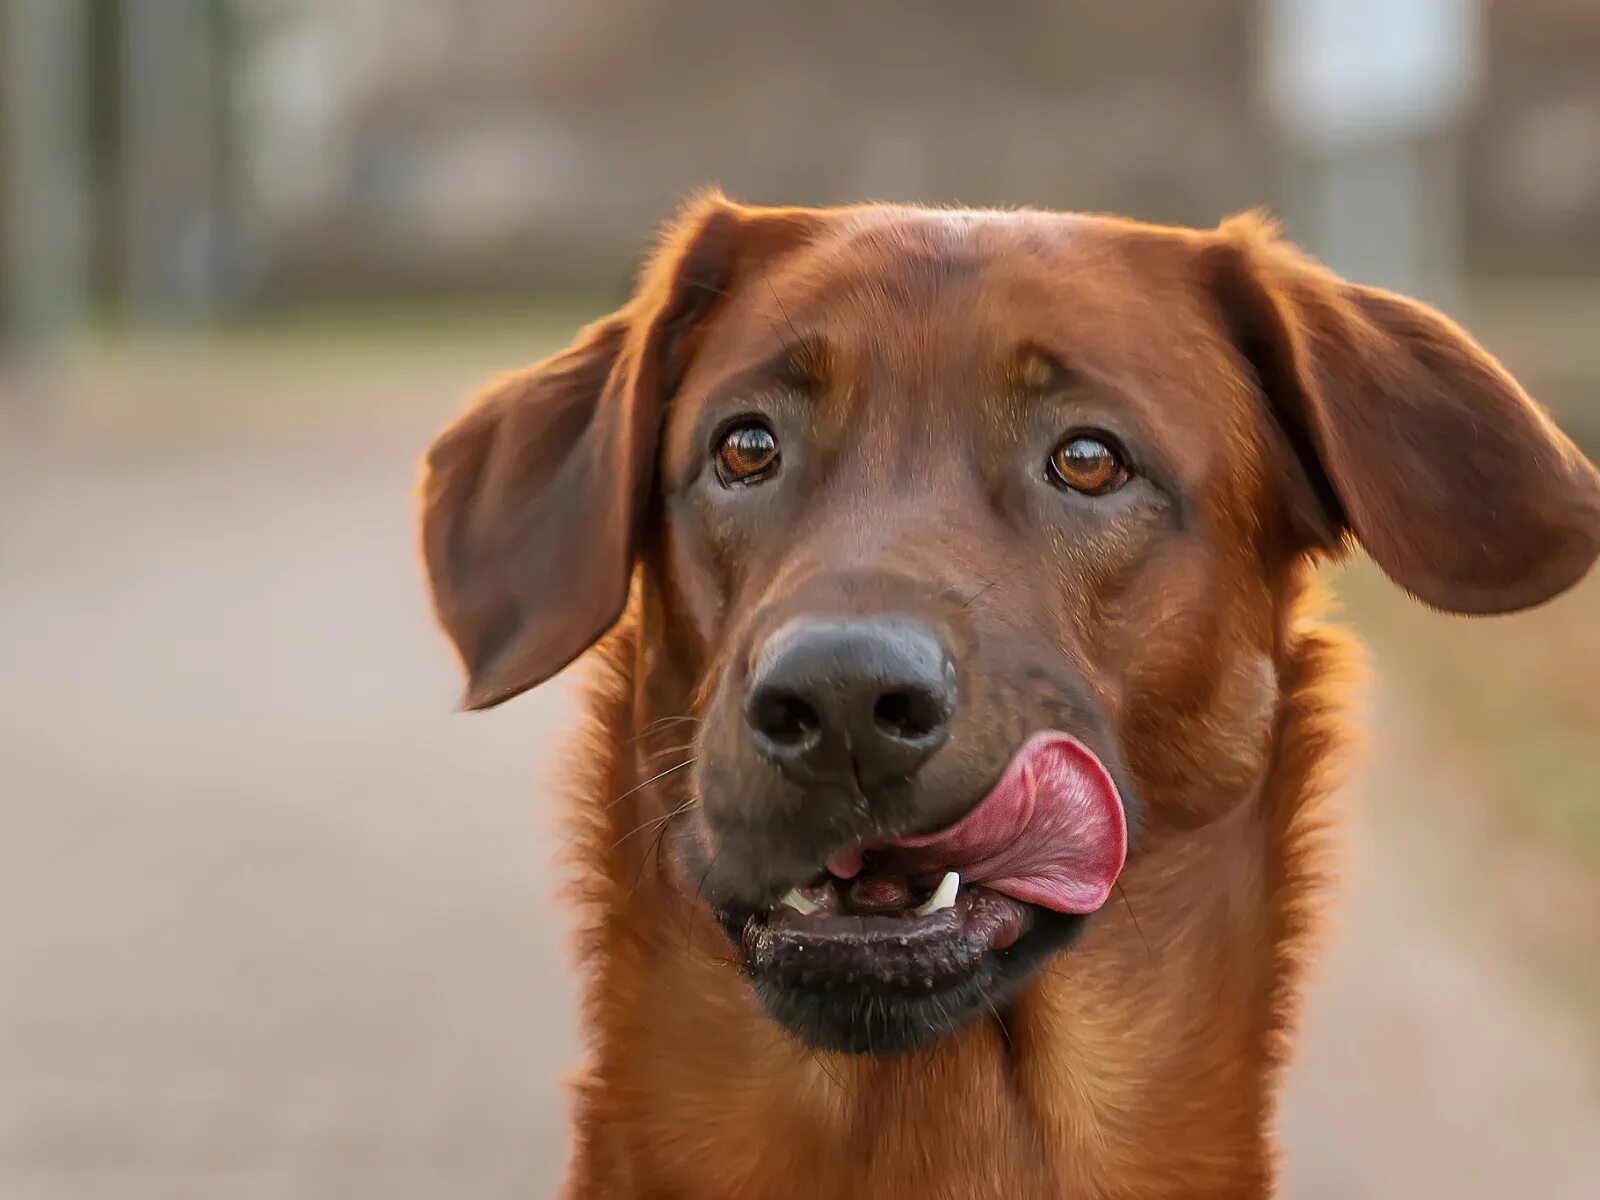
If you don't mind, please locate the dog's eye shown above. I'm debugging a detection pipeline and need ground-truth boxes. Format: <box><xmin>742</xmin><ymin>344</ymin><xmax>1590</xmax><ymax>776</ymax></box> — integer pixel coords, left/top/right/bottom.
<box><xmin>1048</xmin><ymin>434</ymin><xmax>1129</xmax><ymax>496</ymax></box>
<box><xmin>715</xmin><ymin>421</ymin><xmax>781</xmax><ymax>486</ymax></box>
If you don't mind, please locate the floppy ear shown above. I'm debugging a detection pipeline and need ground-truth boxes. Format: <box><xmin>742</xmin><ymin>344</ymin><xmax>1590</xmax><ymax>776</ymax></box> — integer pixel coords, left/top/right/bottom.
<box><xmin>1204</xmin><ymin>214</ymin><xmax>1600</xmax><ymax>614</ymax></box>
<box><xmin>418</xmin><ymin>192</ymin><xmax>820</xmax><ymax>709</ymax></box>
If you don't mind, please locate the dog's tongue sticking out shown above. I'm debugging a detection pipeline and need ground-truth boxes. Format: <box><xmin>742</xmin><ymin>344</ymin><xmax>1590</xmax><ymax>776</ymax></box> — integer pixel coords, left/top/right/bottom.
<box><xmin>826</xmin><ymin>732</ymin><xmax>1127</xmax><ymax>915</ymax></box>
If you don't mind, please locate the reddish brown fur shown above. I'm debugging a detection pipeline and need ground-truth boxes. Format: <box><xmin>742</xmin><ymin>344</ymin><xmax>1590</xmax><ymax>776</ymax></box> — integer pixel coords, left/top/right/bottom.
<box><xmin>554</xmin><ymin>580</ymin><xmax>1356</xmax><ymax>1198</ymax></box>
<box><xmin>417</xmin><ymin>194</ymin><xmax>1600</xmax><ymax>1198</ymax></box>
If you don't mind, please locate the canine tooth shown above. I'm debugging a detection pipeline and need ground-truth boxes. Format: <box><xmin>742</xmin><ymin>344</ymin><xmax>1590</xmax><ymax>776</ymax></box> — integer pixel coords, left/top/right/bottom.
<box><xmin>779</xmin><ymin>887</ymin><xmax>821</xmax><ymax>915</ymax></box>
<box><xmin>912</xmin><ymin>871</ymin><xmax>960</xmax><ymax>917</ymax></box>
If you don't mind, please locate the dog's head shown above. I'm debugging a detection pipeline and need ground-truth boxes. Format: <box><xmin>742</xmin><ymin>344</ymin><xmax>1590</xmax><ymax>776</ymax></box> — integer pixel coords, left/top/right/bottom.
<box><xmin>419</xmin><ymin>194</ymin><xmax>1600</xmax><ymax>1053</ymax></box>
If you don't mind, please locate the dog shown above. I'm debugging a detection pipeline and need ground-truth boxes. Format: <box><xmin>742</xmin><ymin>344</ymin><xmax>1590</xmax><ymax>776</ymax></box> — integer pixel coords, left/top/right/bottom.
<box><xmin>417</xmin><ymin>193</ymin><xmax>1600</xmax><ymax>1198</ymax></box>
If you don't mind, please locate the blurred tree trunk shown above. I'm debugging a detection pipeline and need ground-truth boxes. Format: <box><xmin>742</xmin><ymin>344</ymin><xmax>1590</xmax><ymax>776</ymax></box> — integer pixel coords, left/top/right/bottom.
<box><xmin>87</xmin><ymin>0</ymin><xmax>125</xmax><ymax>308</ymax></box>
<box><xmin>0</xmin><ymin>0</ymin><xmax>91</xmax><ymax>355</ymax></box>
<box><xmin>119</xmin><ymin>0</ymin><xmax>233</xmax><ymax>316</ymax></box>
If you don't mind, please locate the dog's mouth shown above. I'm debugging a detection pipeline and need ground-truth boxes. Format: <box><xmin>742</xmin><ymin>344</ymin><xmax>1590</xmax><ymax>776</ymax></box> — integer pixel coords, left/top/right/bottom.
<box><xmin>718</xmin><ymin>732</ymin><xmax>1128</xmax><ymax>1053</ymax></box>
<box><xmin>742</xmin><ymin>867</ymin><xmax>1033</xmax><ymax>989</ymax></box>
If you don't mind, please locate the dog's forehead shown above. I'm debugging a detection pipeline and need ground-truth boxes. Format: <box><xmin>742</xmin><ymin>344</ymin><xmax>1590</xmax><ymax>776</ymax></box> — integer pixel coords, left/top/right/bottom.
<box><xmin>702</xmin><ymin>205</ymin><xmax>1209</xmax><ymax>372</ymax></box>
<box><xmin>834</xmin><ymin>204</ymin><xmax>1087</xmax><ymax>249</ymax></box>
<box><xmin>802</xmin><ymin>205</ymin><xmax>1094</xmax><ymax>299</ymax></box>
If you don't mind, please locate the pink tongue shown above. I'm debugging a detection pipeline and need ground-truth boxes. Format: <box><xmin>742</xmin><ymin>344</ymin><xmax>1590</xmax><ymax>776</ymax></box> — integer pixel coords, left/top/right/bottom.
<box><xmin>824</xmin><ymin>731</ymin><xmax>1127</xmax><ymax>915</ymax></box>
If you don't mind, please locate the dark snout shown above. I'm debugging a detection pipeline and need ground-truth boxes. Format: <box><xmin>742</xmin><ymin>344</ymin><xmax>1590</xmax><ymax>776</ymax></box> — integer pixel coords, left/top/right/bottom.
<box><xmin>744</xmin><ymin>616</ymin><xmax>956</xmax><ymax>790</ymax></box>
<box><xmin>688</xmin><ymin>590</ymin><xmax>1126</xmax><ymax>915</ymax></box>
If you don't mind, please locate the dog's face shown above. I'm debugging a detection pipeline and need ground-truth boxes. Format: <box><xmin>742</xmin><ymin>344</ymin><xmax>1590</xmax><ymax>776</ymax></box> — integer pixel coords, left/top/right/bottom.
<box><xmin>420</xmin><ymin>196</ymin><xmax>1600</xmax><ymax>1054</ymax></box>
<box><xmin>649</xmin><ymin>214</ymin><xmax>1288</xmax><ymax>1049</ymax></box>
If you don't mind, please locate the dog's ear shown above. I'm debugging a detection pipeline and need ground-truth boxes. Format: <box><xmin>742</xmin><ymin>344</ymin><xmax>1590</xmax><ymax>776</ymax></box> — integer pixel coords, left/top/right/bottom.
<box><xmin>419</xmin><ymin>192</ymin><xmax>821</xmax><ymax>708</ymax></box>
<box><xmin>1203</xmin><ymin>213</ymin><xmax>1600</xmax><ymax>614</ymax></box>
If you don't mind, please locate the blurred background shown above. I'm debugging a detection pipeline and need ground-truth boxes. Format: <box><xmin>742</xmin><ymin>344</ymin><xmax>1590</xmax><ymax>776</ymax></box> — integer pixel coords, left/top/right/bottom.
<box><xmin>2</xmin><ymin>1</ymin><xmax>1597</xmax><ymax>1196</ymax></box>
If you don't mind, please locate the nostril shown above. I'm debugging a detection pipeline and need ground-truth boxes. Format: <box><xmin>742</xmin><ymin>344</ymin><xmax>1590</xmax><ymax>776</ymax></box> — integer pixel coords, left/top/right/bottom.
<box><xmin>745</xmin><ymin>615</ymin><xmax>955</xmax><ymax>782</ymax></box>
<box><xmin>873</xmin><ymin>688</ymin><xmax>946</xmax><ymax>743</ymax></box>
<box><xmin>749</xmin><ymin>690</ymin><xmax>822</xmax><ymax>751</ymax></box>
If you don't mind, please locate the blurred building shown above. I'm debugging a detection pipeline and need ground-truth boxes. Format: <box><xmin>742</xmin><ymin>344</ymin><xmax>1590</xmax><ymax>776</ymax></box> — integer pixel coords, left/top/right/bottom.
<box><xmin>222</xmin><ymin>0</ymin><xmax>1600</xmax><ymax>298</ymax></box>
<box><xmin>3</xmin><ymin>0</ymin><xmax>1600</xmax><ymax>321</ymax></box>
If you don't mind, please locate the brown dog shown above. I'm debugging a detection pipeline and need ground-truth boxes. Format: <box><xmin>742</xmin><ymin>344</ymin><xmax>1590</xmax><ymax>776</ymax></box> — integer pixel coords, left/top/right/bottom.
<box><xmin>418</xmin><ymin>193</ymin><xmax>1600</xmax><ymax>1198</ymax></box>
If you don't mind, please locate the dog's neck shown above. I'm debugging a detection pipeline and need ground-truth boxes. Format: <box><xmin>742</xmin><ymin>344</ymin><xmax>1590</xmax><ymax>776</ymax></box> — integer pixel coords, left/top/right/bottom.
<box><xmin>559</xmin><ymin>600</ymin><xmax>1355</xmax><ymax>1200</ymax></box>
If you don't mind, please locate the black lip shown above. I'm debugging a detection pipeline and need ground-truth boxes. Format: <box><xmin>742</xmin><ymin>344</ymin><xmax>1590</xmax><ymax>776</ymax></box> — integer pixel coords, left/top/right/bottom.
<box><xmin>741</xmin><ymin>887</ymin><xmax>1026</xmax><ymax>989</ymax></box>
<box><xmin>716</xmin><ymin>896</ymin><xmax>1090</xmax><ymax>1054</ymax></box>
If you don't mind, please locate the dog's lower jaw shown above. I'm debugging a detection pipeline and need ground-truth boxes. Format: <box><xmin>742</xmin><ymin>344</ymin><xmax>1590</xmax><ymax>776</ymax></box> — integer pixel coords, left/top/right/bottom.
<box><xmin>569</xmin><ymin>855</ymin><xmax>1311</xmax><ymax>1199</ymax></box>
<box><xmin>729</xmin><ymin>895</ymin><xmax>1088</xmax><ymax>1055</ymax></box>
<box><xmin>564</xmin><ymin>605</ymin><xmax>1354</xmax><ymax>1199</ymax></box>
<box><xmin>570</xmin><ymin>834</ymin><xmax>1284</xmax><ymax>1199</ymax></box>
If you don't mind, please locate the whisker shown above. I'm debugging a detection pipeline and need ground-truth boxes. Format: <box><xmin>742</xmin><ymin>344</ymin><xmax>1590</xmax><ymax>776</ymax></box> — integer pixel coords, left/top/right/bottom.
<box><xmin>684</xmin><ymin>847</ymin><xmax>724</xmax><ymax>959</ymax></box>
<box><xmin>611</xmin><ymin>794</ymin><xmax>698</xmax><ymax>852</ymax></box>
<box><xmin>644</xmin><ymin>740</ymin><xmax>699</xmax><ymax>762</ymax></box>
<box><xmin>626</xmin><ymin>801</ymin><xmax>691</xmax><ymax>901</ymax></box>
<box><xmin>961</xmin><ymin>577</ymin><xmax>1000</xmax><ymax>609</ymax></box>
<box><xmin>690</xmin><ymin>277</ymin><xmax>801</xmax><ymax>369</ymax></box>
<box><xmin>766</xmin><ymin>277</ymin><xmax>806</xmax><ymax>359</ymax></box>
<box><xmin>1116</xmin><ymin>880</ymin><xmax>1154</xmax><ymax>964</ymax></box>
<box><xmin>629</xmin><ymin>715</ymin><xmax>704</xmax><ymax>745</ymax></box>
<box><xmin>979</xmin><ymin>987</ymin><xmax>1014</xmax><ymax>1052</ymax></box>
<box><xmin>555</xmin><ymin>757</ymin><xmax>699</xmax><ymax>857</ymax></box>
<box><xmin>687</xmin><ymin>279</ymin><xmax>735</xmax><ymax>300</ymax></box>
<box><xmin>1035</xmin><ymin>952</ymin><xmax>1075</xmax><ymax>984</ymax></box>
<box><xmin>610</xmin><ymin>757</ymin><xmax>698</xmax><ymax>807</ymax></box>
<box><xmin>626</xmin><ymin>824</ymin><xmax>670</xmax><ymax>902</ymax></box>
<box><xmin>805</xmin><ymin>1048</ymin><xmax>846</xmax><ymax>1092</ymax></box>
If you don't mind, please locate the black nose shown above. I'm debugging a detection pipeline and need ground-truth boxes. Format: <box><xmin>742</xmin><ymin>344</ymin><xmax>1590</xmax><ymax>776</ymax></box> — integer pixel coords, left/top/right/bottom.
<box><xmin>744</xmin><ymin>616</ymin><xmax>956</xmax><ymax>788</ymax></box>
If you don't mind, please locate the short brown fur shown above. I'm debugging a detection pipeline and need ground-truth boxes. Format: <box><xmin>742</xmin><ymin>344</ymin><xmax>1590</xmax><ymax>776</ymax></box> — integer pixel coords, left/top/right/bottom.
<box><xmin>418</xmin><ymin>194</ymin><xmax>1600</xmax><ymax>1197</ymax></box>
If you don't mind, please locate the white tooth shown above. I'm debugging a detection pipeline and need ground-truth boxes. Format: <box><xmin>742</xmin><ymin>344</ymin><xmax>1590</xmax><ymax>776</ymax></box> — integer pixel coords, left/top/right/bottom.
<box><xmin>779</xmin><ymin>887</ymin><xmax>820</xmax><ymax>915</ymax></box>
<box><xmin>912</xmin><ymin>871</ymin><xmax>960</xmax><ymax>917</ymax></box>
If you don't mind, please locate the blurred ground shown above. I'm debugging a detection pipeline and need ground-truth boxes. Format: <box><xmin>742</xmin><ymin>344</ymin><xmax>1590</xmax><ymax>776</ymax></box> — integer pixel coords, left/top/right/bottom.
<box><xmin>2</xmin><ymin>331</ymin><xmax>1598</xmax><ymax>1198</ymax></box>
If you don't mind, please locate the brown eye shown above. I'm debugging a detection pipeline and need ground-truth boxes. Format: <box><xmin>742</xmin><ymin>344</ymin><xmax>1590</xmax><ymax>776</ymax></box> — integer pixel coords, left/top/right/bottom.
<box><xmin>715</xmin><ymin>421</ymin><xmax>780</xmax><ymax>485</ymax></box>
<box><xmin>1048</xmin><ymin>434</ymin><xmax>1128</xmax><ymax>496</ymax></box>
